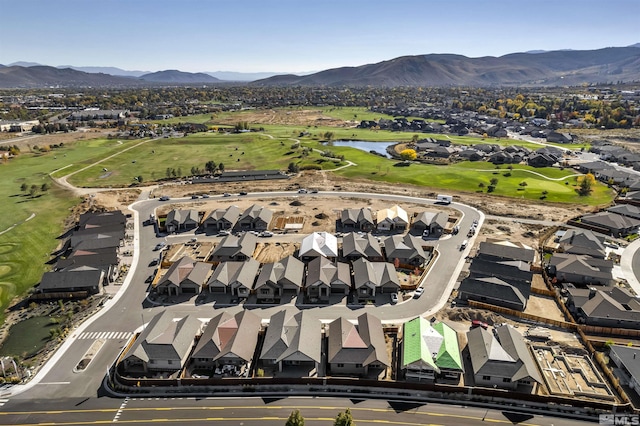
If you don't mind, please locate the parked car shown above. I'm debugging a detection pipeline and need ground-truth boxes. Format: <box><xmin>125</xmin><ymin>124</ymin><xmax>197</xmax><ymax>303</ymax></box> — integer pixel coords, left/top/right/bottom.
<box><xmin>460</xmin><ymin>240</ymin><xmax>468</xmax><ymax>250</ymax></box>
<box><xmin>471</xmin><ymin>320</ymin><xmax>489</xmax><ymax>329</ymax></box>
<box><xmin>188</xmin><ymin>237</ymin><xmax>197</xmax><ymax>243</ymax></box>
<box><xmin>413</xmin><ymin>287</ymin><xmax>424</xmax><ymax>298</ymax></box>
<box><xmin>298</xmin><ymin>188</ymin><xmax>308</xmax><ymax>194</ymax></box>
<box><xmin>218</xmin><ymin>230</ymin><xmax>230</xmax><ymax>236</ymax></box>
<box><xmin>149</xmin><ymin>258</ymin><xmax>160</xmax><ymax>266</ymax></box>
<box><xmin>260</xmin><ymin>231</ymin><xmax>274</xmax><ymax>237</ymax></box>
<box><xmin>310</xmin><ymin>189</ymin><xmax>318</xmax><ymax>193</ymax></box>
<box><xmin>202</xmin><ymin>194</ymin><xmax>210</xmax><ymax>198</ymax></box>
<box><xmin>191</xmin><ymin>195</ymin><xmax>199</xmax><ymax>199</ymax></box>
<box><xmin>159</xmin><ymin>196</ymin><xmax>170</xmax><ymax>201</ymax></box>
<box><xmin>222</xmin><ymin>193</ymin><xmax>231</xmax><ymax>197</ymax></box>
<box><xmin>390</xmin><ymin>293</ymin><xmax>399</xmax><ymax>304</ymax></box>
<box><xmin>239</xmin><ymin>191</ymin><xmax>248</xmax><ymax>196</ymax></box>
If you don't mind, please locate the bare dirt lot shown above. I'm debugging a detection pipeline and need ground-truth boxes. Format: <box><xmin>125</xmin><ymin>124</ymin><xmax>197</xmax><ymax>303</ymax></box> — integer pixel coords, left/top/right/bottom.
<box><xmin>216</xmin><ymin>109</ymin><xmax>357</xmax><ymax>128</ymax></box>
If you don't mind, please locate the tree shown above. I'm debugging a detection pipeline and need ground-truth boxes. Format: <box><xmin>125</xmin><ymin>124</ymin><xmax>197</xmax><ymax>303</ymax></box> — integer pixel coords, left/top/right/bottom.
<box><xmin>578</xmin><ymin>173</ymin><xmax>595</xmax><ymax>196</ymax></box>
<box><xmin>40</xmin><ymin>182</ymin><xmax>50</xmax><ymax>192</ymax></box>
<box><xmin>399</xmin><ymin>149</ymin><xmax>417</xmax><ymax>161</ymax></box>
<box><xmin>29</xmin><ymin>184</ymin><xmax>38</xmax><ymax>197</ymax></box>
<box><xmin>20</xmin><ymin>182</ymin><xmax>28</xmax><ymax>193</ymax></box>
<box><xmin>519</xmin><ymin>181</ymin><xmax>528</xmax><ymax>187</ymax></box>
<box><xmin>323</xmin><ymin>131</ymin><xmax>335</xmax><ymax>142</ymax></box>
<box><xmin>288</xmin><ymin>162</ymin><xmax>299</xmax><ymax>173</ymax></box>
<box><xmin>334</xmin><ymin>408</ymin><xmax>355</xmax><ymax>426</ymax></box>
<box><xmin>285</xmin><ymin>409</ymin><xmax>305</xmax><ymax>426</ymax></box>
<box><xmin>218</xmin><ymin>163</ymin><xmax>225</xmax><ymax>173</ymax></box>
<box><xmin>205</xmin><ymin>160</ymin><xmax>217</xmax><ymax>174</ymax></box>
<box><xmin>136</xmin><ymin>176</ymin><xmax>143</xmax><ymax>183</ymax></box>
<box><xmin>489</xmin><ymin>177</ymin><xmax>499</xmax><ymax>186</ymax></box>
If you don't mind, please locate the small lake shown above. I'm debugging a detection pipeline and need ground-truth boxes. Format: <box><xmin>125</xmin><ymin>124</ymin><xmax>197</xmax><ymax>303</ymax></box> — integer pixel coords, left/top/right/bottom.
<box><xmin>325</xmin><ymin>140</ymin><xmax>396</xmax><ymax>157</ymax></box>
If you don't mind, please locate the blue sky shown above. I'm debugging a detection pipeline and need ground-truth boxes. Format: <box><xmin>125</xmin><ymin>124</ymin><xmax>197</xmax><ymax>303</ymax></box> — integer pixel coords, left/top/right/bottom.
<box><xmin>1</xmin><ymin>0</ymin><xmax>638</xmax><ymax>74</ymax></box>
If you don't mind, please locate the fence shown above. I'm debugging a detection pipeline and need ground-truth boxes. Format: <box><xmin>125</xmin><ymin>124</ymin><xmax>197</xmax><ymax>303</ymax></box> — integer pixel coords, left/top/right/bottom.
<box><xmin>467</xmin><ymin>300</ymin><xmax>577</xmax><ymax>329</ymax></box>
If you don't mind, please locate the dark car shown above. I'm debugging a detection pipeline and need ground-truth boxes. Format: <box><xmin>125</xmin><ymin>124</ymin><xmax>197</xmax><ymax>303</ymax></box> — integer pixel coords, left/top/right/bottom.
<box><xmin>239</xmin><ymin>191</ymin><xmax>248</xmax><ymax>196</ymax></box>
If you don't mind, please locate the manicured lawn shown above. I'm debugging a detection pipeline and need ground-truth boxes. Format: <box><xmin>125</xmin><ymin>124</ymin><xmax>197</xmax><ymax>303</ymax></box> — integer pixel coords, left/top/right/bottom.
<box><xmin>66</xmin><ymin>132</ymin><xmax>344</xmax><ymax>187</ymax></box>
<box><xmin>148</xmin><ymin>113</ymin><xmax>214</xmax><ymax>125</ymax></box>
<box><xmin>0</xmin><ymin>155</ymin><xmax>84</xmax><ymax>322</ymax></box>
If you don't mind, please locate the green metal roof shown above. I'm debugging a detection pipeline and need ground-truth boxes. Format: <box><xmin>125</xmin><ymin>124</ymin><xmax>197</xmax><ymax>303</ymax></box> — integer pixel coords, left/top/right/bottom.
<box><xmin>432</xmin><ymin>321</ymin><xmax>463</xmax><ymax>371</ymax></box>
<box><xmin>402</xmin><ymin>317</ymin><xmax>437</xmax><ymax>370</ymax></box>
<box><xmin>402</xmin><ymin>318</ymin><xmax>463</xmax><ymax>372</ymax></box>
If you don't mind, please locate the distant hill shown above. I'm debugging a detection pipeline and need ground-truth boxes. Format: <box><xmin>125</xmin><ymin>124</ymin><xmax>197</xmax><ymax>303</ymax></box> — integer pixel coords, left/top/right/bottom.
<box><xmin>62</xmin><ymin>66</ymin><xmax>150</xmax><ymax>77</ymax></box>
<box><xmin>0</xmin><ymin>66</ymin><xmax>143</xmax><ymax>88</ymax></box>
<box><xmin>2</xmin><ymin>44</ymin><xmax>640</xmax><ymax>88</ymax></box>
<box><xmin>139</xmin><ymin>70</ymin><xmax>221</xmax><ymax>83</ymax></box>
<box><xmin>252</xmin><ymin>46</ymin><xmax>640</xmax><ymax>87</ymax></box>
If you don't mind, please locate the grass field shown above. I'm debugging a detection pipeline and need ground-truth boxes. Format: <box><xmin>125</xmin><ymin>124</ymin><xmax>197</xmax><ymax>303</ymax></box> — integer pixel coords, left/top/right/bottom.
<box><xmin>66</xmin><ymin>132</ymin><xmax>345</xmax><ymax>187</ymax></box>
<box><xmin>0</xmin><ymin>147</ymin><xmax>87</xmax><ymax>323</ymax></box>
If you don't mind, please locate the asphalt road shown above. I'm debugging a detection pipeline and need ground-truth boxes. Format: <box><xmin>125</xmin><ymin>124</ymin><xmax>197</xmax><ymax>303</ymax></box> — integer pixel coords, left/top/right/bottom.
<box><xmin>0</xmin><ymin>395</ymin><xmax>593</xmax><ymax>425</ymax></box>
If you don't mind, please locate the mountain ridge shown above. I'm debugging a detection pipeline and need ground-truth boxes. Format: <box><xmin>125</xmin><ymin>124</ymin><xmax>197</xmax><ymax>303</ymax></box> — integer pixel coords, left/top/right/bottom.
<box><xmin>2</xmin><ymin>44</ymin><xmax>640</xmax><ymax>88</ymax></box>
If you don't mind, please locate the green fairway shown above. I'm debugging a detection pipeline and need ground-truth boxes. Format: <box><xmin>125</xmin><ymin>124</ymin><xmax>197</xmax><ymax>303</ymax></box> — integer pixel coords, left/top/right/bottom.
<box><xmin>66</xmin><ymin>132</ymin><xmax>345</xmax><ymax>187</ymax></box>
<box><xmin>0</xmin><ymin>147</ymin><xmax>85</xmax><ymax>323</ymax></box>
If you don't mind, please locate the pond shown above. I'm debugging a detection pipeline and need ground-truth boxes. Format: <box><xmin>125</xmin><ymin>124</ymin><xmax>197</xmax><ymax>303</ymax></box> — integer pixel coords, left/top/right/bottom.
<box><xmin>0</xmin><ymin>316</ymin><xmax>59</xmax><ymax>358</ymax></box>
<box><xmin>326</xmin><ymin>140</ymin><xmax>397</xmax><ymax>157</ymax></box>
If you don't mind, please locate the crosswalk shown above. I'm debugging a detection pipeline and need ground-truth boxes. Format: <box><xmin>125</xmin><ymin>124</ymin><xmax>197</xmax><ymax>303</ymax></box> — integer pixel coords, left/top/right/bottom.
<box><xmin>0</xmin><ymin>398</ymin><xmax>9</xmax><ymax>407</ymax></box>
<box><xmin>76</xmin><ymin>331</ymin><xmax>132</xmax><ymax>340</ymax></box>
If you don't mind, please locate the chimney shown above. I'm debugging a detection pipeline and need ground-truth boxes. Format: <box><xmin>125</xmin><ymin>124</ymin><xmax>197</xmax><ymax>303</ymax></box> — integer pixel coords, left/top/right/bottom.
<box><xmin>588</xmin><ymin>287</ymin><xmax>597</xmax><ymax>300</ymax></box>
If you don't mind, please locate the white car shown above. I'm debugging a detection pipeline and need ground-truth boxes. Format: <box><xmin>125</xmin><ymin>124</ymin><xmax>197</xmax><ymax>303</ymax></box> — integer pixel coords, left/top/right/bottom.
<box><xmin>413</xmin><ymin>287</ymin><xmax>424</xmax><ymax>298</ymax></box>
<box><xmin>390</xmin><ymin>293</ymin><xmax>399</xmax><ymax>304</ymax></box>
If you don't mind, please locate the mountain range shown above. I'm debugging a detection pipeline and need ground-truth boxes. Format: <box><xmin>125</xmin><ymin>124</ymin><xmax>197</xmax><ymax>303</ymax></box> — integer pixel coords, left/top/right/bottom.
<box><xmin>1</xmin><ymin>45</ymin><xmax>639</xmax><ymax>88</ymax></box>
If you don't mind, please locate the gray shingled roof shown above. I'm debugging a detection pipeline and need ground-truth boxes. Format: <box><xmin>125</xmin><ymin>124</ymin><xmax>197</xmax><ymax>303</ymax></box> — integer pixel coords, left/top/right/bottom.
<box><xmin>477</xmin><ymin>241</ymin><xmax>535</xmax><ymax>263</ymax></box>
<box><xmin>255</xmin><ymin>255</ymin><xmax>304</xmax><ymax>290</ymax></box>
<box><xmin>124</xmin><ymin>310</ymin><xmax>201</xmax><ymax>367</ymax></box>
<box><xmin>558</xmin><ymin>229</ymin><xmax>606</xmax><ymax>258</ymax></box>
<box><xmin>383</xmin><ymin>234</ymin><xmax>427</xmax><ymax>262</ymax></box>
<box><xmin>260</xmin><ymin>310</ymin><xmax>321</xmax><ymax>364</ymax></box>
<box><xmin>207</xmin><ymin>259</ymin><xmax>259</xmax><ymax>290</ymax></box>
<box><xmin>467</xmin><ymin>325</ymin><xmax>542</xmax><ymax>385</ymax></box>
<box><xmin>39</xmin><ymin>268</ymin><xmax>104</xmax><ymax>292</ymax></box>
<box><xmin>211</xmin><ymin>233</ymin><xmax>257</xmax><ymax>259</ymax></box>
<box><xmin>549</xmin><ymin>253</ymin><xmax>614</xmax><ymax>282</ymax></box>
<box><xmin>342</xmin><ymin>232</ymin><xmax>383</xmax><ymax>259</ymax></box>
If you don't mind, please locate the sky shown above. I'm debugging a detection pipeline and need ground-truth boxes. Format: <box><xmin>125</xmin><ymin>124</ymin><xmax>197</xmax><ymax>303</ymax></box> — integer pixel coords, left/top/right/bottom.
<box><xmin>1</xmin><ymin>0</ymin><xmax>639</xmax><ymax>74</ymax></box>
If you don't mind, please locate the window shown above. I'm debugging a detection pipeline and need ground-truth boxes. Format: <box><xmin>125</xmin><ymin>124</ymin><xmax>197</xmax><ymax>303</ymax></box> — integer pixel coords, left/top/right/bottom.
<box><xmin>337</xmin><ymin>363</ymin><xmax>344</xmax><ymax>368</ymax></box>
<box><xmin>502</xmin><ymin>378</ymin><xmax>511</xmax><ymax>383</ymax></box>
<box><xmin>168</xmin><ymin>360</ymin><xmax>173</xmax><ymax>365</ymax></box>
<box><xmin>261</xmin><ymin>289</ymin><xmax>270</xmax><ymax>295</ymax></box>
<box><xmin>355</xmin><ymin>363</ymin><xmax>363</xmax><ymax>368</ymax></box>
<box><xmin>482</xmin><ymin>375</ymin><xmax>490</xmax><ymax>381</ymax></box>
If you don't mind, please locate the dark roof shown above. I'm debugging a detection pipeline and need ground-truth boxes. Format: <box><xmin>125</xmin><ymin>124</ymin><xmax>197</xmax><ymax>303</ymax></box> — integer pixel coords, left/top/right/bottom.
<box><xmin>78</xmin><ymin>210</ymin><xmax>126</xmax><ymax>229</ymax></box>
<box><xmin>557</xmin><ymin>229</ymin><xmax>606</xmax><ymax>258</ymax></box>
<box><xmin>57</xmin><ymin>247</ymin><xmax>118</xmax><ymax>271</ymax></box>
<box><xmin>39</xmin><ymin>268</ymin><xmax>104</xmax><ymax>292</ymax></box>
<box><xmin>477</xmin><ymin>241</ymin><xmax>535</xmax><ymax>263</ymax></box>
<box><xmin>458</xmin><ymin>276</ymin><xmax>528</xmax><ymax>309</ymax></box>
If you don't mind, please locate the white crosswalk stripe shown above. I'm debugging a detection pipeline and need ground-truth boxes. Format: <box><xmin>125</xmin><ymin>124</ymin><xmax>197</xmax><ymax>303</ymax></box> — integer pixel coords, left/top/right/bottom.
<box><xmin>77</xmin><ymin>331</ymin><xmax>132</xmax><ymax>340</ymax></box>
<box><xmin>0</xmin><ymin>398</ymin><xmax>9</xmax><ymax>407</ymax></box>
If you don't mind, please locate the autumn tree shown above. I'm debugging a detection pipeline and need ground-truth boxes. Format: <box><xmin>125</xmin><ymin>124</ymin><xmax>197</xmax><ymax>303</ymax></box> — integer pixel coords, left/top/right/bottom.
<box><xmin>578</xmin><ymin>173</ymin><xmax>595</xmax><ymax>196</ymax></box>
<box><xmin>400</xmin><ymin>149</ymin><xmax>417</xmax><ymax>161</ymax></box>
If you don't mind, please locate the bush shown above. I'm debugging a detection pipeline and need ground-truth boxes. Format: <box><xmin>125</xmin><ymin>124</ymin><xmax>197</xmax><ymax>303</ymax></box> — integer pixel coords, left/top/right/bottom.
<box><xmin>300</xmin><ymin>164</ymin><xmax>321</xmax><ymax>170</ymax></box>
